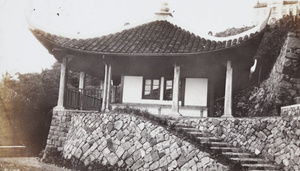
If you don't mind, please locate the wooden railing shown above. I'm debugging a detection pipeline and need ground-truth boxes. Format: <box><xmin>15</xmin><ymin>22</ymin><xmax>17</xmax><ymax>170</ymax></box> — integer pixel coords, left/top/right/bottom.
<box><xmin>65</xmin><ymin>88</ymin><xmax>102</xmax><ymax>110</ymax></box>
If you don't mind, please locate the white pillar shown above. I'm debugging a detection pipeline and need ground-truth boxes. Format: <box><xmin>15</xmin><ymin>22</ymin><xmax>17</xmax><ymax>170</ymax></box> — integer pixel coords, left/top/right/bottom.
<box><xmin>160</xmin><ymin>77</ymin><xmax>165</xmax><ymax>101</ymax></box>
<box><xmin>223</xmin><ymin>60</ymin><xmax>233</xmax><ymax>117</ymax></box>
<box><xmin>79</xmin><ymin>71</ymin><xmax>86</xmax><ymax>90</ymax></box>
<box><xmin>54</xmin><ymin>57</ymin><xmax>67</xmax><ymax>110</ymax></box>
<box><xmin>101</xmin><ymin>64</ymin><xmax>108</xmax><ymax>111</ymax></box>
<box><xmin>105</xmin><ymin>63</ymin><xmax>112</xmax><ymax>112</ymax></box>
<box><xmin>171</xmin><ymin>65</ymin><xmax>181</xmax><ymax>116</ymax></box>
<box><xmin>100</xmin><ymin>80</ymin><xmax>104</xmax><ymax>98</ymax></box>
<box><xmin>79</xmin><ymin>71</ymin><xmax>85</xmax><ymax>110</ymax></box>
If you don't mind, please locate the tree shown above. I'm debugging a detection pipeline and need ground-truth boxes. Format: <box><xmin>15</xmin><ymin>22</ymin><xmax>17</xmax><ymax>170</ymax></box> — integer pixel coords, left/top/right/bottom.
<box><xmin>0</xmin><ymin>62</ymin><xmax>61</xmax><ymax>154</ymax></box>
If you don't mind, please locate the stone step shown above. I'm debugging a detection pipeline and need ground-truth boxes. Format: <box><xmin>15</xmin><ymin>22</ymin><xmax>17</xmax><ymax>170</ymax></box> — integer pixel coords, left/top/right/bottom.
<box><xmin>187</xmin><ymin>131</ymin><xmax>209</xmax><ymax>137</ymax></box>
<box><xmin>176</xmin><ymin>127</ymin><xmax>200</xmax><ymax>132</ymax></box>
<box><xmin>231</xmin><ymin>157</ymin><xmax>269</xmax><ymax>164</ymax></box>
<box><xmin>175</xmin><ymin>124</ymin><xmax>194</xmax><ymax>128</ymax></box>
<box><xmin>210</xmin><ymin>146</ymin><xmax>242</xmax><ymax>152</ymax></box>
<box><xmin>222</xmin><ymin>152</ymin><xmax>254</xmax><ymax>158</ymax></box>
<box><xmin>242</xmin><ymin>163</ymin><xmax>281</xmax><ymax>170</ymax></box>
<box><xmin>210</xmin><ymin>142</ymin><xmax>232</xmax><ymax>147</ymax></box>
<box><xmin>196</xmin><ymin>136</ymin><xmax>223</xmax><ymax>142</ymax></box>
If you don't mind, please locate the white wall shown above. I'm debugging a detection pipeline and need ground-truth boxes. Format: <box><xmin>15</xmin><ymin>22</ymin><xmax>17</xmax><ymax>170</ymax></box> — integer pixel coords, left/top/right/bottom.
<box><xmin>184</xmin><ymin>78</ymin><xmax>208</xmax><ymax>106</ymax></box>
<box><xmin>122</xmin><ymin>76</ymin><xmax>143</xmax><ymax>103</ymax></box>
<box><xmin>122</xmin><ymin>76</ymin><xmax>180</xmax><ymax>105</ymax></box>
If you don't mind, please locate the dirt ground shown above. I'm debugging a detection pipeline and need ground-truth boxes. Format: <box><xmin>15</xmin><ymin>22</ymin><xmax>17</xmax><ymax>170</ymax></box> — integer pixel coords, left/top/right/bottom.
<box><xmin>0</xmin><ymin>157</ymin><xmax>72</xmax><ymax>171</ymax></box>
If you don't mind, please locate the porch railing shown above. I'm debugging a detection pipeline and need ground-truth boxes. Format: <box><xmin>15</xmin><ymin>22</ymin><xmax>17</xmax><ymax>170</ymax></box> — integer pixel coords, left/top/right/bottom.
<box><xmin>65</xmin><ymin>88</ymin><xmax>102</xmax><ymax>110</ymax></box>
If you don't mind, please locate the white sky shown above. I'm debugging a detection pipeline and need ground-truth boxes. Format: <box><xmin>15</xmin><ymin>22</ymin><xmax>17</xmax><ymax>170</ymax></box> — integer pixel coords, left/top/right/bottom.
<box><xmin>0</xmin><ymin>0</ymin><xmax>258</xmax><ymax>77</ymax></box>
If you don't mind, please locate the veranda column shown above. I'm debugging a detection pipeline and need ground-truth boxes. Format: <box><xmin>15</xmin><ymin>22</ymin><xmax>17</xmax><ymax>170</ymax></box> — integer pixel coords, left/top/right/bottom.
<box><xmin>101</xmin><ymin>64</ymin><xmax>108</xmax><ymax>111</ymax></box>
<box><xmin>79</xmin><ymin>71</ymin><xmax>86</xmax><ymax>110</ymax></box>
<box><xmin>105</xmin><ymin>63</ymin><xmax>112</xmax><ymax>112</ymax></box>
<box><xmin>171</xmin><ymin>64</ymin><xmax>181</xmax><ymax>116</ymax></box>
<box><xmin>55</xmin><ymin>57</ymin><xmax>68</xmax><ymax>110</ymax></box>
<box><xmin>111</xmin><ymin>85</ymin><xmax>116</xmax><ymax>103</ymax></box>
<box><xmin>160</xmin><ymin>77</ymin><xmax>165</xmax><ymax>100</ymax></box>
<box><xmin>223</xmin><ymin>60</ymin><xmax>233</xmax><ymax>117</ymax></box>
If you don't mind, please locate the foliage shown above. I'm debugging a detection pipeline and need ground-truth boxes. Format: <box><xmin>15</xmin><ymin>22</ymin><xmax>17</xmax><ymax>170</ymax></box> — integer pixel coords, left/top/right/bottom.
<box><xmin>0</xmin><ymin>62</ymin><xmax>60</xmax><ymax>153</ymax></box>
<box><xmin>214</xmin><ymin>25</ymin><xmax>255</xmax><ymax>37</ymax></box>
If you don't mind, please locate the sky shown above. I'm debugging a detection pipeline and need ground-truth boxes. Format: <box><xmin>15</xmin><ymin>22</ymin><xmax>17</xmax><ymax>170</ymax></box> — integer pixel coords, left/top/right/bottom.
<box><xmin>0</xmin><ymin>0</ymin><xmax>258</xmax><ymax>77</ymax></box>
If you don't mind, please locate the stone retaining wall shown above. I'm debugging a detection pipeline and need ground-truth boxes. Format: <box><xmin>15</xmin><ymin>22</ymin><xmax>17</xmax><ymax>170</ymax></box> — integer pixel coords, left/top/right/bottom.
<box><xmin>46</xmin><ymin>110</ymin><xmax>228</xmax><ymax>170</ymax></box>
<box><xmin>45</xmin><ymin>109</ymin><xmax>72</xmax><ymax>153</ymax></box>
<box><xmin>179</xmin><ymin>107</ymin><xmax>300</xmax><ymax>171</ymax></box>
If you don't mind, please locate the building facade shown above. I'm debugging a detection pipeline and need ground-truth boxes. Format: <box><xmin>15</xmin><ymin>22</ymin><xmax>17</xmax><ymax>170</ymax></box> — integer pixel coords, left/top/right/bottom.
<box><xmin>29</xmin><ymin>9</ymin><xmax>270</xmax><ymax>117</ymax></box>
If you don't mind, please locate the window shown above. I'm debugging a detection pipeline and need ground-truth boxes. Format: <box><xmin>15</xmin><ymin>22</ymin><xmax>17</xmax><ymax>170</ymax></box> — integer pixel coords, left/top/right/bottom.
<box><xmin>164</xmin><ymin>80</ymin><xmax>173</xmax><ymax>100</ymax></box>
<box><xmin>163</xmin><ymin>79</ymin><xmax>182</xmax><ymax>101</ymax></box>
<box><xmin>143</xmin><ymin>78</ymin><xmax>160</xmax><ymax>99</ymax></box>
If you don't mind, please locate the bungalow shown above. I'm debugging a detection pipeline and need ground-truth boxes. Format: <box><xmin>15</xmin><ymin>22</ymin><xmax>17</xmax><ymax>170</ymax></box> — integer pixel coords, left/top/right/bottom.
<box><xmin>29</xmin><ymin>6</ymin><xmax>270</xmax><ymax>117</ymax></box>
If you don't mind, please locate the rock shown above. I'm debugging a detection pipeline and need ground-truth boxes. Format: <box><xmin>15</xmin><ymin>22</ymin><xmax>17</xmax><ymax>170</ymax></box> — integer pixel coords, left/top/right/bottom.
<box><xmin>233</xmin><ymin>119</ymin><xmax>240</xmax><ymax>125</ymax></box>
<box><xmin>74</xmin><ymin>148</ymin><xmax>82</xmax><ymax>159</ymax></box>
<box><xmin>144</xmin><ymin>152</ymin><xmax>153</xmax><ymax>162</ymax></box>
<box><xmin>138</xmin><ymin>122</ymin><xmax>145</xmax><ymax>130</ymax></box>
<box><xmin>149</xmin><ymin>161</ymin><xmax>159</xmax><ymax>170</ymax></box>
<box><xmin>107</xmin><ymin>122</ymin><xmax>114</xmax><ymax>132</ymax></box>
<box><xmin>151</xmin><ymin>150</ymin><xmax>160</xmax><ymax>161</ymax></box>
<box><xmin>200</xmin><ymin>156</ymin><xmax>210</xmax><ymax>166</ymax></box>
<box><xmin>156</xmin><ymin>133</ymin><xmax>165</xmax><ymax>143</ymax></box>
<box><xmin>125</xmin><ymin>157</ymin><xmax>134</xmax><ymax>166</ymax></box>
<box><xmin>116</xmin><ymin>131</ymin><xmax>125</xmax><ymax>140</ymax></box>
<box><xmin>133</xmin><ymin>150</ymin><xmax>141</xmax><ymax>161</ymax></box>
<box><xmin>286</xmin><ymin>52</ymin><xmax>299</xmax><ymax>60</ymax></box>
<box><xmin>171</xmin><ymin>149</ymin><xmax>180</xmax><ymax>160</ymax></box>
<box><xmin>107</xmin><ymin>153</ymin><xmax>119</xmax><ymax>166</ymax></box>
<box><xmin>82</xmin><ymin>143</ymin><xmax>90</xmax><ymax>153</ymax></box>
<box><xmin>116</xmin><ymin>146</ymin><xmax>125</xmax><ymax>158</ymax></box>
<box><xmin>177</xmin><ymin>154</ymin><xmax>187</xmax><ymax>167</ymax></box>
<box><xmin>102</xmin><ymin>147</ymin><xmax>110</xmax><ymax>155</ymax></box>
<box><xmin>114</xmin><ymin>120</ymin><xmax>123</xmax><ymax>130</ymax></box>
<box><xmin>257</xmin><ymin>131</ymin><xmax>268</xmax><ymax>141</ymax></box>
<box><xmin>283</xmin><ymin>159</ymin><xmax>289</xmax><ymax>166</ymax></box>
<box><xmin>106</xmin><ymin>138</ymin><xmax>115</xmax><ymax>152</ymax></box>
<box><xmin>255</xmin><ymin>149</ymin><xmax>261</xmax><ymax>155</ymax></box>
<box><xmin>121</xmin><ymin>141</ymin><xmax>131</xmax><ymax>151</ymax></box>
<box><xmin>131</xmin><ymin>160</ymin><xmax>144</xmax><ymax>170</ymax></box>
<box><xmin>212</xmin><ymin>119</ymin><xmax>220</xmax><ymax>126</ymax></box>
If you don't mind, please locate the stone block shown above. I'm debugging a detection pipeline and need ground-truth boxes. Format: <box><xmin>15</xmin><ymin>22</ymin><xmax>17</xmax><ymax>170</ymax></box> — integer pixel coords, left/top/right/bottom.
<box><xmin>156</xmin><ymin>133</ymin><xmax>165</xmax><ymax>143</ymax></box>
<box><xmin>127</xmin><ymin>146</ymin><xmax>135</xmax><ymax>156</ymax></box>
<box><xmin>114</xmin><ymin>120</ymin><xmax>123</xmax><ymax>130</ymax></box>
<box><xmin>151</xmin><ymin>150</ymin><xmax>160</xmax><ymax>162</ymax></box>
<box><xmin>116</xmin><ymin>146</ymin><xmax>125</xmax><ymax>158</ymax></box>
<box><xmin>107</xmin><ymin>122</ymin><xmax>114</xmax><ymax>132</ymax></box>
<box><xmin>125</xmin><ymin>156</ymin><xmax>134</xmax><ymax>166</ymax></box>
<box><xmin>177</xmin><ymin>154</ymin><xmax>187</xmax><ymax>167</ymax></box>
<box><xmin>82</xmin><ymin>143</ymin><xmax>90</xmax><ymax>153</ymax></box>
<box><xmin>168</xmin><ymin>160</ymin><xmax>177</xmax><ymax>171</ymax></box>
<box><xmin>131</xmin><ymin>160</ymin><xmax>144</xmax><ymax>170</ymax></box>
<box><xmin>149</xmin><ymin>161</ymin><xmax>159</xmax><ymax>170</ymax></box>
<box><xmin>257</xmin><ymin>131</ymin><xmax>268</xmax><ymax>141</ymax></box>
<box><xmin>74</xmin><ymin>149</ymin><xmax>82</xmax><ymax>159</ymax></box>
<box><xmin>107</xmin><ymin>153</ymin><xmax>119</xmax><ymax>166</ymax></box>
<box><xmin>133</xmin><ymin>150</ymin><xmax>141</xmax><ymax>161</ymax></box>
<box><xmin>138</xmin><ymin>122</ymin><xmax>145</xmax><ymax>130</ymax></box>
<box><xmin>170</xmin><ymin>149</ymin><xmax>180</xmax><ymax>160</ymax></box>
<box><xmin>286</xmin><ymin>52</ymin><xmax>299</xmax><ymax>60</ymax></box>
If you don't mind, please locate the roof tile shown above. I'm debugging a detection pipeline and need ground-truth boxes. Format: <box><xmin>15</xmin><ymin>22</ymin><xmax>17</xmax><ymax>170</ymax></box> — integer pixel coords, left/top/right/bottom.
<box><xmin>31</xmin><ymin>20</ymin><xmax>261</xmax><ymax>55</ymax></box>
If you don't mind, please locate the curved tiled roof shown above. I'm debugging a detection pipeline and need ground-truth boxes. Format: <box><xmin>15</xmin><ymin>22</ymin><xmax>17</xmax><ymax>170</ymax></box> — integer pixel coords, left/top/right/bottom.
<box><xmin>31</xmin><ymin>20</ymin><xmax>262</xmax><ymax>56</ymax></box>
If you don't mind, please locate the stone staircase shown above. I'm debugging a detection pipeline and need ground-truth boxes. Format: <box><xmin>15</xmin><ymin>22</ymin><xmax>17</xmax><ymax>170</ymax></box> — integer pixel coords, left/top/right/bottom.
<box><xmin>171</xmin><ymin>122</ymin><xmax>282</xmax><ymax>171</ymax></box>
